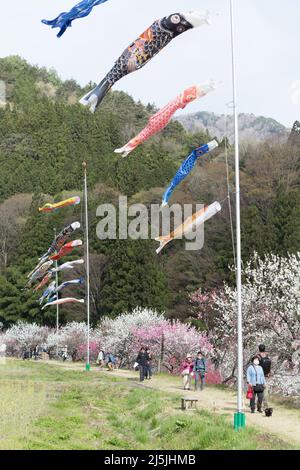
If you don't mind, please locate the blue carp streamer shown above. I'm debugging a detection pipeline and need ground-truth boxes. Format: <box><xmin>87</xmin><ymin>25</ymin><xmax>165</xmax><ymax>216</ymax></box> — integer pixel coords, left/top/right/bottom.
<box><xmin>42</xmin><ymin>0</ymin><xmax>109</xmax><ymax>38</ymax></box>
<box><xmin>162</xmin><ymin>140</ymin><xmax>218</xmax><ymax>207</ymax></box>
<box><xmin>39</xmin><ymin>281</ymin><xmax>56</xmax><ymax>305</ymax></box>
<box><xmin>56</xmin><ymin>278</ymin><xmax>85</xmax><ymax>293</ymax></box>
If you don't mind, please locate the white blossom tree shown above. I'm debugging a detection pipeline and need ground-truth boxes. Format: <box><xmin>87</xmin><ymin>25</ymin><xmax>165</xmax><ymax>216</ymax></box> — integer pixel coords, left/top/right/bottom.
<box><xmin>58</xmin><ymin>322</ymin><xmax>88</xmax><ymax>361</ymax></box>
<box><xmin>4</xmin><ymin>322</ymin><xmax>49</xmax><ymax>356</ymax></box>
<box><xmin>191</xmin><ymin>252</ymin><xmax>300</xmax><ymax>392</ymax></box>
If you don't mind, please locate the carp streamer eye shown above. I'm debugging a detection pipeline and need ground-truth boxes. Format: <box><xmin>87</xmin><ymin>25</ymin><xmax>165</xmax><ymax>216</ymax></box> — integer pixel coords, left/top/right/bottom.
<box><xmin>171</xmin><ymin>14</ymin><xmax>181</xmax><ymax>24</ymax></box>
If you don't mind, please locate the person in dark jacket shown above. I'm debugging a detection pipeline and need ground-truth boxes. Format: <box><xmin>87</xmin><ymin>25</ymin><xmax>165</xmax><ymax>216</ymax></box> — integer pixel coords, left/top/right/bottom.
<box><xmin>193</xmin><ymin>351</ymin><xmax>206</xmax><ymax>391</ymax></box>
<box><xmin>257</xmin><ymin>344</ymin><xmax>272</xmax><ymax>410</ymax></box>
<box><xmin>145</xmin><ymin>347</ymin><xmax>152</xmax><ymax>379</ymax></box>
<box><xmin>136</xmin><ymin>347</ymin><xmax>148</xmax><ymax>382</ymax></box>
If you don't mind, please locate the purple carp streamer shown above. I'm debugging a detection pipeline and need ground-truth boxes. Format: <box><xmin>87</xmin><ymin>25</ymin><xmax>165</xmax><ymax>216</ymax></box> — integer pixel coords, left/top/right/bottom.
<box><xmin>80</xmin><ymin>11</ymin><xmax>210</xmax><ymax>113</ymax></box>
<box><xmin>42</xmin><ymin>0</ymin><xmax>109</xmax><ymax>38</ymax></box>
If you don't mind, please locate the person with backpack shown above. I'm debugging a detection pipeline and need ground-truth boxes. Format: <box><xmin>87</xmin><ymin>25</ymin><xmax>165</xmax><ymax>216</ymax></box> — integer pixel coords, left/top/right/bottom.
<box><xmin>247</xmin><ymin>356</ymin><xmax>266</xmax><ymax>413</ymax></box>
<box><xmin>257</xmin><ymin>344</ymin><xmax>271</xmax><ymax>410</ymax></box>
<box><xmin>105</xmin><ymin>353</ymin><xmax>116</xmax><ymax>371</ymax></box>
<box><xmin>193</xmin><ymin>351</ymin><xmax>206</xmax><ymax>391</ymax></box>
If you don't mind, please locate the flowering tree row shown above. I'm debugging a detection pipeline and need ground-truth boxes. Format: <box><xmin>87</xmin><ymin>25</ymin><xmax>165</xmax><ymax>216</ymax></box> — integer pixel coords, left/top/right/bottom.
<box><xmin>191</xmin><ymin>252</ymin><xmax>300</xmax><ymax>396</ymax></box>
<box><xmin>1</xmin><ymin>252</ymin><xmax>298</xmax><ymax>395</ymax></box>
<box><xmin>0</xmin><ymin>308</ymin><xmax>220</xmax><ymax>383</ymax></box>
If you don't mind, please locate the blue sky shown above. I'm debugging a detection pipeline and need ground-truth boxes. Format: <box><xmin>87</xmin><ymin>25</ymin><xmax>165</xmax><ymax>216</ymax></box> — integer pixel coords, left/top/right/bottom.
<box><xmin>1</xmin><ymin>0</ymin><xmax>300</xmax><ymax>127</ymax></box>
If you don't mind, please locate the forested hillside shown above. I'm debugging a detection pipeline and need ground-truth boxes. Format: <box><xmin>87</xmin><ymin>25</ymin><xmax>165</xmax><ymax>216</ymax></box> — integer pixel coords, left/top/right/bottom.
<box><xmin>0</xmin><ymin>56</ymin><xmax>299</xmax><ymax>327</ymax></box>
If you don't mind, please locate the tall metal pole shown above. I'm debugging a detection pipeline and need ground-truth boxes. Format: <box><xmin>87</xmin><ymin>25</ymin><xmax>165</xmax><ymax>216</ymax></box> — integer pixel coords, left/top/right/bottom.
<box><xmin>230</xmin><ymin>0</ymin><xmax>245</xmax><ymax>429</ymax></box>
<box><xmin>54</xmin><ymin>228</ymin><xmax>59</xmax><ymax>358</ymax></box>
<box><xmin>83</xmin><ymin>162</ymin><xmax>91</xmax><ymax>371</ymax></box>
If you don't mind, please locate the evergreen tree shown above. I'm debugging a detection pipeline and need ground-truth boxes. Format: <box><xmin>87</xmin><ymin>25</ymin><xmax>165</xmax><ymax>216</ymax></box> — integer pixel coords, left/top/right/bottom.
<box><xmin>100</xmin><ymin>239</ymin><xmax>168</xmax><ymax>317</ymax></box>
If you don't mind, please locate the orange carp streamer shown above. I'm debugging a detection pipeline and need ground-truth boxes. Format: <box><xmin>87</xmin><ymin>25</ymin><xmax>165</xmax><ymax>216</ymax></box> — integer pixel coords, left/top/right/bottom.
<box><xmin>156</xmin><ymin>202</ymin><xmax>221</xmax><ymax>254</ymax></box>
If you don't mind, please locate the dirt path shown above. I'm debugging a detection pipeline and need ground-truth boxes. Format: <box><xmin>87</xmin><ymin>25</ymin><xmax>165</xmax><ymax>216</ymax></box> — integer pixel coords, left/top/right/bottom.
<box><xmin>103</xmin><ymin>369</ymin><xmax>300</xmax><ymax>448</ymax></box>
<box><xmin>49</xmin><ymin>362</ymin><xmax>300</xmax><ymax>448</ymax></box>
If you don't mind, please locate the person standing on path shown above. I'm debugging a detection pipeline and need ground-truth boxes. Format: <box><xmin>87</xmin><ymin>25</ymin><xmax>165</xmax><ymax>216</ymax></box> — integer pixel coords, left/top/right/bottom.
<box><xmin>247</xmin><ymin>356</ymin><xmax>266</xmax><ymax>413</ymax></box>
<box><xmin>97</xmin><ymin>349</ymin><xmax>105</xmax><ymax>368</ymax></box>
<box><xmin>62</xmin><ymin>345</ymin><xmax>68</xmax><ymax>362</ymax></box>
<box><xmin>193</xmin><ymin>351</ymin><xmax>206</xmax><ymax>391</ymax></box>
<box><xmin>257</xmin><ymin>344</ymin><xmax>272</xmax><ymax>410</ymax></box>
<box><xmin>180</xmin><ymin>354</ymin><xmax>194</xmax><ymax>390</ymax></box>
<box><xmin>136</xmin><ymin>347</ymin><xmax>148</xmax><ymax>382</ymax></box>
<box><xmin>145</xmin><ymin>347</ymin><xmax>152</xmax><ymax>380</ymax></box>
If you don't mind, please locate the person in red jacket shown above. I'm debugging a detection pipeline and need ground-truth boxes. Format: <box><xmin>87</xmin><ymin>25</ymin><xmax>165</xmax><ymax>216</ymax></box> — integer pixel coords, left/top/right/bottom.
<box><xmin>180</xmin><ymin>353</ymin><xmax>194</xmax><ymax>390</ymax></box>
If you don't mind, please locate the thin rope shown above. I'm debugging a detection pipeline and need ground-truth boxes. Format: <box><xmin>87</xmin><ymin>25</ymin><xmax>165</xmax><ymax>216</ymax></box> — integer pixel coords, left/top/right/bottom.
<box><xmin>224</xmin><ymin>109</ymin><xmax>237</xmax><ymax>269</ymax></box>
<box><xmin>220</xmin><ymin>195</ymin><xmax>230</xmax><ymax>207</ymax></box>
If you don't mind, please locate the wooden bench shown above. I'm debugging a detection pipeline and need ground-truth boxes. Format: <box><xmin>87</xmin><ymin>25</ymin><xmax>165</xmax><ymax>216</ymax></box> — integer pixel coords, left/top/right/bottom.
<box><xmin>181</xmin><ymin>396</ymin><xmax>199</xmax><ymax>410</ymax></box>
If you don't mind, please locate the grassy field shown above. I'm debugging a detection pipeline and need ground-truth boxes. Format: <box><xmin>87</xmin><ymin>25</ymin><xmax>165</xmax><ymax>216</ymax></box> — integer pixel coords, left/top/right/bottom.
<box><xmin>0</xmin><ymin>359</ymin><xmax>292</xmax><ymax>450</ymax></box>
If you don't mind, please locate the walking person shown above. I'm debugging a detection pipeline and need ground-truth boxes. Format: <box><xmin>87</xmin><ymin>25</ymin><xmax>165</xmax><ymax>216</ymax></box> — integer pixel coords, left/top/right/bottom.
<box><xmin>62</xmin><ymin>345</ymin><xmax>68</xmax><ymax>362</ymax></box>
<box><xmin>145</xmin><ymin>347</ymin><xmax>152</xmax><ymax>380</ymax></box>
<box><xmin>97</xmin><ymin>349</ymin><xmax>105</xmax><ymax>368</ymax></box>
<box><xmin>105</xmin><ymin>353</ymin><xmax>116</xmax><ymax>371</ymax></box>
<box><xmin>247</xmin><ymin>356</ymin><xmax>266</xmax><ymax>413</ymax></box>
<box><xmin>257</xmin><ymin>344</ymin><xmax>272</xmax><ymax>410</ymax></box>
<box><xmin>180</xmin><ymin>354</ymin><xmax>194</xmax><ymax>390</ymax></box>
<box><xmin>115</xmin><ymin>355</ymin><xmax>121</xmax><ymax>369</ymax></box>
<box><xmin>42</xmin><ymin>346</ymin><xmax>49</xmax><ymax>361</ymax></box>
<box><xmin>193</xmin><ymin>351</ymin><xmax>206</xmax><ymax>391</ymax></box>
<box><xmin>136</xmin><ymin>347</ymin><xmax>148</xmax><ymax>382</ymax></box>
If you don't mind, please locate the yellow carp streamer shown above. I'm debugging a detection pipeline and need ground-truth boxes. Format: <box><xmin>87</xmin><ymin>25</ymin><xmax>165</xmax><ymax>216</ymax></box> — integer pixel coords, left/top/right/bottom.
<box><xmin>39</xmin><ymin>196</ymin><xmax>81</xmax><ymax>213</ymax></box>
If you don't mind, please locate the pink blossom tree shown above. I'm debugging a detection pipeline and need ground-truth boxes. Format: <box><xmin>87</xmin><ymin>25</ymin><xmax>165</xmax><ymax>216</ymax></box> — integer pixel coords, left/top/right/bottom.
<box><xmin>77</xmin><ymin>341</ymin><xmax>99</xmax><ymax>362</ymax></box>
<box><xmin>96</xmin><ymin>308</ymin><xmax>168</xmax><ymax>367</ymax></box>
<box><xmin>191</xmin><ymin>252</ymin><xmax>300</xmax><ymax>393</ymax></box>
<box><xmin>130</xmin><ymin>321</ymin><xmax>219</xmax><ymax>382</ymax></box>
<box><xmin>94</xmin><ymin>308</ymin><xmax>217</xmax><ymax>381</ymax></box>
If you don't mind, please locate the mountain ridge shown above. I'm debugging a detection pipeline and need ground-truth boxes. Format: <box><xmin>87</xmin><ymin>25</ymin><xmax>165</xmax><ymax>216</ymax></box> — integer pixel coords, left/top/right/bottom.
<box><xmin>175</xmin><ymin>111</ymin><xmax>289</xmax><ymax>143</ymax></box>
